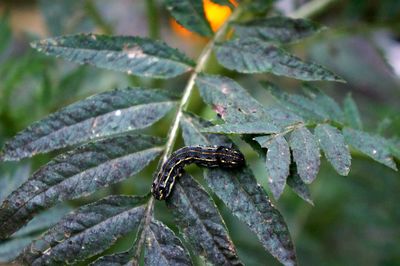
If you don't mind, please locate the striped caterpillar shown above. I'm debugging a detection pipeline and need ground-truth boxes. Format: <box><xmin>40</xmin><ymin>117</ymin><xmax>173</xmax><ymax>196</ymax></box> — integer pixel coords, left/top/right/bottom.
<box><xmin>152</xmin><ymin>146</ymin><xmax>245</xmax><ymax>200</ymax></box>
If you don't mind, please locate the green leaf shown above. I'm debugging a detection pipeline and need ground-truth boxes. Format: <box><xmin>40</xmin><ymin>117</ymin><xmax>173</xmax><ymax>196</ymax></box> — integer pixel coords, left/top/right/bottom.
<box><xmin>202</xmin><ymin>121</ymin><xmax>279</xmax><ymax>134</ymax></box>
<box><xmin>289</xmin><ymin>127</ymin><xmax>320</xmax><ymax>184</ymax></box>
<box><xmin>244</xmin><ymin>0</ymin><xmax>274</xmax><ymax>14</ymax></box>
<box><xmin>167</xmin><ymin>173</ymin><xmax>242</xmax><ymax>265</ymax></box>
<box><xmin>262</xmin><ymin>135</ymin><xmax>291</xmax><ymax>200</ymax></box>
<box><xmin>302</xmin><ymin>84</ymin><xmax>344</xmax><ymax>123</ymax></box>
<box><xmin>343</xmin><ymin>128</ymin><xmax>397</xmax><ymax>170</ymax></box>
<box><xmin>181</xmin><ymin>113</ymin><xmax>297</xmax><ymax>266</ymax></box>
<box><xmin>233</xmin><ymin>16</ymin><xmax>325</xmax><ymax>44</ymax></box>
<box><xmin>215</xmin><ymin>39</ymin><xmax>344</xmax><ymax>81</ymax></box>
<box><xmin>196</xmin><ymin>75</ymin><xmax>302</xmax><ymax>131</ymax></box>
<box><xmin>315</xmin><ymin>124</ymin><xmax>351</xmax><ymax>176</ymax></box>
<box><xmin>0</xmin><ymin>205</ymin><xmax>71</xmax><ymax>263</ymax></box>
<box><xmin>18</xmin><ymin>195</ymin><xmax>148</xmax><ymax>265</ymax></box>
<box><xmin>144</xmin><ymin>219</ymin><xmax>192</xmax><ymax>266</ymax></box>
<box><xmin>31</xmin><ymin>34</ymin><xmax>194</xmax><ymax>78</ymax></box>
<box><xmin>164</xmin><ymin>0</ymin><xmax>213</xmax><ymax>37</ymax></box>
<box><xmin>0</xmin><ymin>134</ymin><xmax>163</xmax><ymax>239</ymax></box>
<box><xmin>13</xmin><ymin>205</ymin><xmax>72</xmax><ymax>238</ymax></box>
<box><xmin>1</xmin><ymin>87</ymin><xmax>176</xmax><ymax>161</ymax></box>
<box><xmin>262</xmin><ymin>82</ymin><xmax>329</xmax><ymax>122</ymax></box>
<box><xmin>0</xmin><ymin>236</ymin><xmax>35</xmax><ymax>263</ymax></box>
<box><xmin>210</xmin><ymin>0</ymin><xmax>235</xmax><ymax>9</ymax></box>
<box><xmin>196</xmin><ymin>74</ymin><xmax>269</xmax><ymax>123</ymax></box>
<box><xmin>287</xmin><ymin>163</ymin><xmax>313</xmax><ymax>205</ymax></box>
<box><xmin>264</xmin><ymin>107</ymin><xmax>304</xmax><ymax>129</ymax></box>
<box><xmin>254</xmin><ymin>136</ymin><xmax>313</xmax><ymax>204</ymax></box>
<box><xmin>0</xmin><ymin>163</ymin><xmax>30</xmax><ymax>203</ymax></box>
<box><xmin>343</xmin><ymin>93</ymin><xmax>363</xmax><ymax>129</ymax></box>
<box><xmin>206</xmin><ymin>168</ymin><xmax>296</xmax><ymax>265</ymax></box>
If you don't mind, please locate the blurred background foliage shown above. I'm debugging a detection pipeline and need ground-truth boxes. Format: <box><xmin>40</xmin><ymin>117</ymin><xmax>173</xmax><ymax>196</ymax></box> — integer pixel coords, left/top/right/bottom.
<box><xmin>0</xmin><ymin>0</ymin><xmax>399</xmax><ymax>265</ymax></box>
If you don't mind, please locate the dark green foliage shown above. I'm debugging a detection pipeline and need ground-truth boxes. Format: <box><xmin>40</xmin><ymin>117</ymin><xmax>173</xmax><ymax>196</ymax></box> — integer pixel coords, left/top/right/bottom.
<box><xmin>0</xmin><ymin>134</ymin><xmax>163</xmax><ymax>239</ymax></box>
<box><xmin>31</xmin><ymin>34</ymin><xmax>194</xmax><ymax>78</ymax></box>
<box><xmin>203</xmin><ymin>121</ymin><xmax>279</xmax><ymax>134</ymax></box>
<box><xmin>233</xmin><ymin>16</ymin><xmax>325</xmax><ymax>44</ymax></box>
<box><xmin>167</xmin><ymin>173</ymin><xmax>242</xmax><ymax>265</ymax></box>
<box><xmin>164</xmin><ymin>0</ymin><xmax>213</xmax><ymax>36</ymax></box>
<box><xmin>1</xmin><ymin>88</ymin><xmax>176</xmax><ymax>161</ymax></box>
<box><xmin>215</xmin><ymin>39</ymin><xmax>344</xmax><ymax>81</ymax></box>
<box><xmin>0</xmin><ymin>205</ymin><xmax>71</xmax><ymax>263</ymax></box>
<box><xmin>210</xmin><ymin>0</ymin><xmax>235</xmax><ymax>9</ymax></box>
<box><xmin>181</xmin><ymin>114</ymin><xmax>296</xmax><ymax>265</ymax></box>
<box><xmin>144</xmin><ymin>220</ymin><xmax>192</xmax><ymax>266</ymax></box>
<box><xmin>0</xmin><ymin>1</ymin><xmax>398</xmax><ymax>265</ymax></box>
<box><xmin>315</xmin><ymin>124</ymin><xmax>351</xmax><ymax>176</ymax></box>
<box><xmin>196</xmin><ymin>74</ymin><xmax>269</xmax><ymax>123</ymax></box>
<box><xmin>18</xmin><ymin>195</ymin><xmax>148</xmax><ymax>265</ymax></box>
<box><xmin>343</xmin><ymin>93</ymin><xmax>363</xmax><ymax>129</ymax></box>
<box><xmin>261</xmin><ymin>135</ymin><xmax>291</xmax><ymax>199</ymax></box>
<box><xmin>289</xmin><ymin>127</ymin><xmax>321</xmax><ymax>184</ymax></box>
<box><xmin>343</xmin><ymin>128</ymin><xmax>397</xmax><ymax>170</ymax></box>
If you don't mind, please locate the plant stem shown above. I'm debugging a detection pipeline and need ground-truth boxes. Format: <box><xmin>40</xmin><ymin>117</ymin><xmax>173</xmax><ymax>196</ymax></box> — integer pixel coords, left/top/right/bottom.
<box><xmin>145</xmin><ymin>0</ymin><xmax>160</xmax><ymax>39</ymax></box>
<box><xmin>135</xmin><ymin>6</ymin><xmax>243</xmax><ymax>258</ymax></box>
<box><xmin>161</xmin><ymin>5</ymin><xmax>242</xmax><ymax>164</ymax></box>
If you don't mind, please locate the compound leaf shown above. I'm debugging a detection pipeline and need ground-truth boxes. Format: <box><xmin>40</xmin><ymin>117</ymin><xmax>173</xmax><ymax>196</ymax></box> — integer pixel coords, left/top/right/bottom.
<box><xmin>0</xmin><ymin>134</ymin><xmax>163</xmax><ymax>239</ymax></box>
<box><xmin>289</xmin><ymin>127</ymin><xmax>320</xmax><ymax>184</ymax></box>
<box><xmin>343</xmin><ymin>128</ymin><xmax>397</xmax><ymax>170</ymax></box>
<box><xmin>315</xmin><ymin>124</ymin><xmax>351</xmax><ymax>176</ymax></box>
<box><xmin>233</xmin><ymin>16</ymin><xmax>325</xmax><ymax>44</ymax></box>
<box><xmin>18</xmin><ymin>195</ymin><xmax>148</xmax><ymax>265</ymax></box>
<box><xmin>32</xmin><ymin>34</ymin><xmax>194</xmax><ymax>78</ymax></box>
<box><xmin>181</xmin><ymin>113</ymin><xmax>297</xmax><ymax>266</ymax></box>
<box><xmin>1</xmin><ymin>87</ymin><xmax>175</xmax><ymax>161</ymax></box>
<box><xmin>164</xmin><ymin>0</ymin><xmax>213</xmax><ymax>37</ymax></box>
<box><xmin>167</xmin><ymin>173</ymin><xmax>242</xmax><ymax>265</ymax></box>
<box><xmin>215</xmin><ymin>39</ymin><xmax>343</xmax><ymax>82</ymax></box>
<box><xmin>144</xmin><ymin>219</ymin><xmax>192</xmax><ymax>266</ymax></box>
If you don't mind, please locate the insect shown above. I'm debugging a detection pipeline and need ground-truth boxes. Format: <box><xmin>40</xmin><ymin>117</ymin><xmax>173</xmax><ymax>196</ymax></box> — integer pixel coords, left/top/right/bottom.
<box><xmin>152</xmin><ymin>145</ymin><xmax>245</xmax><ymax>200</ymax></box>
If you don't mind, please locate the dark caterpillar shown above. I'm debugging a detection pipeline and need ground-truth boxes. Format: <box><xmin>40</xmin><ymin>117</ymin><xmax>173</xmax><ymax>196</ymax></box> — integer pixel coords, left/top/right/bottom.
<box><xmin>152</xmin><ymin>146</ymin><xmax>245</xmax><ymax>200</ymax></box>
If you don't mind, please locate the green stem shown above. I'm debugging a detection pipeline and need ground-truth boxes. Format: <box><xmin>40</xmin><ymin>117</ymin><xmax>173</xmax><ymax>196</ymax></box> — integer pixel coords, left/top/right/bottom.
<box><xmin>161</xmin><ymin>5</ymin><xmax>242</xmax><ymax>163</ymax></box>
<box><xmin>135</xmin><ymin>5</ymin><xmax>243</xmax><ymax>256</ymax></box>
<box><xmin>145</xmin><ymin>0</ymin><xmax>160</xmax><ymax>39</ymax></box>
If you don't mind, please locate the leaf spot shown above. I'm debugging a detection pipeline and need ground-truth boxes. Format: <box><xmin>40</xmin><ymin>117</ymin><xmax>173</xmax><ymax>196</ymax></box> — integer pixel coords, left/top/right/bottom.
<box><xmin>222</xmin><ymin>86</ymin><xmax>230</xmax><ymax>94</ymax></box>
<box><xmin>213</xmin><ymin>105</ymin><xmax>226</xmax><ymax>118</ymax></box>
<box><xmin>125</xmin><ymin>45</ymin><xmax>146</xmax><ymax>59</ymax></box>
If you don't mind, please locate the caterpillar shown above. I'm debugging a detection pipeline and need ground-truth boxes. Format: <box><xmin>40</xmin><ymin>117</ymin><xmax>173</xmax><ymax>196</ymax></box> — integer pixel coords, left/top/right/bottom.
<box><xmin>152</xmin><ymin>145</ymin><xmax>245</xmax><ymax>200</ymax></box>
